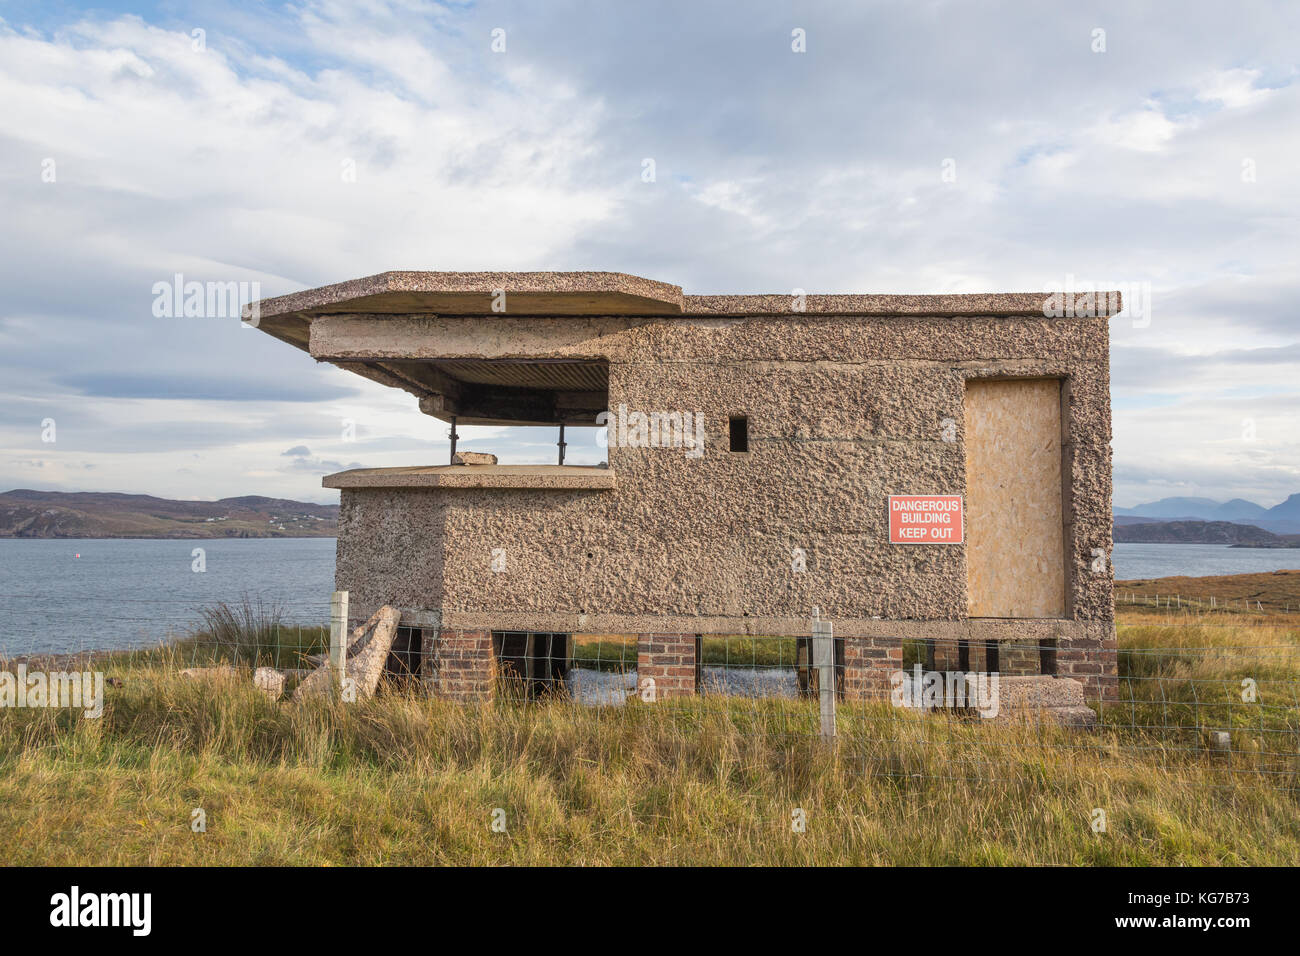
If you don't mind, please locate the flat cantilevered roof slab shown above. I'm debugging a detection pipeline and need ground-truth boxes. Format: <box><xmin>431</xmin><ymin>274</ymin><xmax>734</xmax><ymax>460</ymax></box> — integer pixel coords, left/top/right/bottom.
<box><xmin>250</xmin><ymin>271</ymin><xmax>684</xmax><ymax>347</ymax></box>
<box><xmin>248</xmin><ymin>273</ymin><xmax>1122</xmax><ymax>352</ymax></box>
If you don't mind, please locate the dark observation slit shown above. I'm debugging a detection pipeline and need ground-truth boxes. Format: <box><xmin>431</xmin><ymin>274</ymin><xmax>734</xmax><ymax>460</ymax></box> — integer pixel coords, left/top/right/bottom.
<box><xmin>729</xmin><ymin>416</ymin><xmax>749</xmax><ymax>452</ymax></box>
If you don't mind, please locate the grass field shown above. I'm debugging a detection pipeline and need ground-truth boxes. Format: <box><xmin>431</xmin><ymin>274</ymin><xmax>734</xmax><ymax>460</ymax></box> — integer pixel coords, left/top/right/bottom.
<box><xmin>1</xmin><ymin>578</ymin><xmax>1298</xmax><ymax>865</ymax></box>
<box><xmin>1117</xmin><ymin>568</ymin><xmax>1300</xmax><ymax>616</ymax></box>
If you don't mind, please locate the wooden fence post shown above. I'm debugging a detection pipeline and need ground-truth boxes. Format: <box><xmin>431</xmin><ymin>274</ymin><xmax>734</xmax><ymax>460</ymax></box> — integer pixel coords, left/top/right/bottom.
<box><xmin>811</xmin><ymin>609</ymin><xmax>835</xmax><ymax>742</ymax></box>
<box><xmin>330</xmin><ymin>590</ymin><xmax>349</xmax><ymax>699</ymax></box>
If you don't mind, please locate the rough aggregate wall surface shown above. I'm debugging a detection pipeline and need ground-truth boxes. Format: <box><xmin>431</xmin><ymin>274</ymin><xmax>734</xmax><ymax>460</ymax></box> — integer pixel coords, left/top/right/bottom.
<box><xmin>335</xmin><ymin>488</ymin><xmax>447</xmax><ymax>608</ymax></box>
<box><xmin>310</xmin><ymin>312</ymin><xmax>1109</xmax><ymax>367</ymax></box>
<box><xmin>330</xmin><ymin>313</ymin><xmax>1113</xmax><ymax>634</ymax></box>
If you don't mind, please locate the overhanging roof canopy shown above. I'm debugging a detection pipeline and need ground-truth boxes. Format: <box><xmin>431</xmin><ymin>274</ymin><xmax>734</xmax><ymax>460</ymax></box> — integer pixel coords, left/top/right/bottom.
<box><xmin>247</xmin><ymin>270</ymin><xmax>1121</xmax><ymax>348</ymax></box>
<box><xmin>249</xmin><ymin>271</ymin><xmax>684</xmax><ymax>349</ymax></box>
<box><xmin>245</xmin><ymin>271</ymin><xmax>1121</xmax><ymax>426</ymax></box>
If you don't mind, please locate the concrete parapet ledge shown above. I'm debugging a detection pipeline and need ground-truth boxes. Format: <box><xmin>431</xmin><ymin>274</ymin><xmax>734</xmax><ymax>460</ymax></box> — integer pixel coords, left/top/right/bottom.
<box><xmin>246</xmin><ymin>272</ymin><xmax>1123</xmax><ymax>354</ymax></box>
<box><xmin>250</xmin><ymin>270</ymin><xmax>686</xmax><ymax>320</ymax></box>
<box><xmin>322</xmin><ymin>464</ymin><xmax>616</xmax><ymax>491</ymax></box>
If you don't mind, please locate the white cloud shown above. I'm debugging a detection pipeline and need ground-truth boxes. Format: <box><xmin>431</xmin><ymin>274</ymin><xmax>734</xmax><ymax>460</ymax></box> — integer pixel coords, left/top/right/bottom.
<box><xmin>1091</xmin><ymin>107</ymin><xmax>1184</xmax><ymax>152</ymax></box>
<box><xmin>0</xmin><ymin>0</ymin><xmax>1297</xmax><ymax>508</ymax></box>
<box><xmin>1196</xmin><ymin>68</ymin><xmax>1274</xmax><ymax>110</ymax></box>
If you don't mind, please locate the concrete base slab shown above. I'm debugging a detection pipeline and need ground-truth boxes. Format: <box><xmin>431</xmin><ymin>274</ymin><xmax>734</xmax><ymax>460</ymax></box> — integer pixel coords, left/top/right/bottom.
<box><xmin>990</xmin><ymin>676</ymin><xmax>1097</xmax><ymax>730</ymax></box>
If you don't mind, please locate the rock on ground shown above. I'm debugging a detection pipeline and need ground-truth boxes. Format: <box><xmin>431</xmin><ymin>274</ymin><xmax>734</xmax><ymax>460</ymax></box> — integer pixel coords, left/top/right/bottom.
<box><xmin>253</xmin><ymin>667</ymin><xmax>286</xmax><ymax>701</ymax></box>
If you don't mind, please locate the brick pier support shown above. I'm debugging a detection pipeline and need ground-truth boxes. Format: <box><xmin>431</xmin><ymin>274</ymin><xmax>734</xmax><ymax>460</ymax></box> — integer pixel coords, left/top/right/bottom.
<box><xmin>1056</xmin><ymin>626</ymin><xmax>1118</xmax><ymax>703</ymax></box>
<box><xmin>636</xmin><ymin>634</ymin><xmax>699</xmax><ymax>699</ymax></box>
<box><xmin>842</xmin><ymin>636</ymin><xmax>902</xmax><ymax>703</ymax></box>
<box><xmin>430</xmin><ymin>629</ymin><xmax>495</xmax><ymax>702</ymax></box>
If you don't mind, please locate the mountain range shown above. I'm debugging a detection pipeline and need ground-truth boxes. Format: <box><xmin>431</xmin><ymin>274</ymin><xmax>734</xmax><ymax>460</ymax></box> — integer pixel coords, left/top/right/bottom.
<box><xmin>1114</xmin><ymin>494</ymin><xmax>1300</xmax><ymax>534</ymax></box>
<box><xmin>0</xmin><ymin>489</ymin><xmax>338</xmax><ymax>538</ymax></box>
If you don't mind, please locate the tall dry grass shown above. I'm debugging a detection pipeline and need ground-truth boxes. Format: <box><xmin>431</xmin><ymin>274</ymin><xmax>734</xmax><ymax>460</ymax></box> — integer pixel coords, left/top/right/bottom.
<box><xmin>0</xmin><ymin>605</ymin><xmax>1297</xmax><ymax>865</ymax></box>
<box><xmin>1</xmin><ymin>653</ymin><xmax>1298</xmax><ymax>865</ymax></box>
<box><xmin>187</xmin><ymin>596</ymin><xmax>325</xmax><ymax>669</ymax></box>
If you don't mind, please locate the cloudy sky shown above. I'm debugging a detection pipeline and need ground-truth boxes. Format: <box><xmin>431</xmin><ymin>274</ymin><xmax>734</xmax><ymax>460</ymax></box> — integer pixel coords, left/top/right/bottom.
<box><xmin>0</xmin><ymin>0</ymin><xmax>1296</xmax><ymax>507</ymax></box>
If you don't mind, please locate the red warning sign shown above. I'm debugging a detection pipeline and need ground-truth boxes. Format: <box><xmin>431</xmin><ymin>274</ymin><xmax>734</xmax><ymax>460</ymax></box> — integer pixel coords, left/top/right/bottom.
<box><xmin>889</xmin><ymin>495</ymin><xmax>964</xmax><ymax>544</ymax></box>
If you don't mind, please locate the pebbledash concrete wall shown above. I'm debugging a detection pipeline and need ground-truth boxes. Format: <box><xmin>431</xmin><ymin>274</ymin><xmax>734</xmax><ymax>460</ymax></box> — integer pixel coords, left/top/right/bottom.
<box><xmin>315</xmin><ymin>307</ymin><xmax>1117</xmax><ymax>703</ymax></box>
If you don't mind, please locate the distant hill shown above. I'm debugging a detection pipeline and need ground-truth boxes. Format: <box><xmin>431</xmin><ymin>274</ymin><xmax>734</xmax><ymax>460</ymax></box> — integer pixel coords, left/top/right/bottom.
<box><xmin>1113</xmin><ymin>519</ymin><xmax>1300</xmax><ymax>547</ymax></box>
<box><xmin>1114</xmin><ymin>495</ymin><xmax>1300</xmax><ymax>534</ymax></box>
<box><xmin>1215</xmin><ymin>498</ymin><xmax>1269</xmax><ymax>519</ymax></box>
<box><xmin>1268</xmin><ymin>493</ymin><xmax>1300</xmax><ymax>520</ymax></box>
<box><xmin>0</xmin><ymin>489</ymin><xmax>338</xmax><ymax>539</ymax></box>
<box><xmin>1113</xmin><ymin>496</ymin><xmax>1221</xmax><ymax>519</ymax></box>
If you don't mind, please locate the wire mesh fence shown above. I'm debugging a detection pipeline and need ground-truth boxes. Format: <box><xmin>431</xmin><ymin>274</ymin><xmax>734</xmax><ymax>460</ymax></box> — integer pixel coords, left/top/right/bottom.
<box><xmin>2</xmin><ymin>590</ymin><xmax>1299</xmax><ymax>793</ymax></box>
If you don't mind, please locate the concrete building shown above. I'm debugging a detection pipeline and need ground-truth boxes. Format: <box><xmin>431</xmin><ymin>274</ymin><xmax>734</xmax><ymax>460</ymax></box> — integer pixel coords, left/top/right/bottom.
<box><xmin>250</xmin><ymin>272</ymin><xmax>1118</xmax><ymax>703</ymax></box>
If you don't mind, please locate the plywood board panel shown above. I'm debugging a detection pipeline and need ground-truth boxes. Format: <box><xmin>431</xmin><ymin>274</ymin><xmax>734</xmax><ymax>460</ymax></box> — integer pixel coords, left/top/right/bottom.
<box><xmin>964</xmin><ymin>379</ymin><xmax>1065</xmax><ymax>618</ymax></box>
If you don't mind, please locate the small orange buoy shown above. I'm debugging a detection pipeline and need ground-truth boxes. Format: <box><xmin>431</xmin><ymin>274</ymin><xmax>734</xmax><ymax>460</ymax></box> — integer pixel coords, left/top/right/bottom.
<box><xmin>75</xmin><ymin>553</ymin><xmax>80</xmax><ymax>558</ymax></box>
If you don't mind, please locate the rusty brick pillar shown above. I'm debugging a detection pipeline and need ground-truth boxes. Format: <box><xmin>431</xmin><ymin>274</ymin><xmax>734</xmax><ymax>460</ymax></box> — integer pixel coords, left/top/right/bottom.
<box><xmin>1056</xmin><ymin>626</ymin><xmax>1119</xmax><ymax>703</ymax></box>
<box><xmin>842</xmin><ymin>636</ymin><xmax>902</xmax><ymax>702</ymax></box>
<box><xmin>431</xmin><ymin>629</ymin><xmax>495</xmax><ymax>702</ymax></box>
<box><xmin>636</xmin><ymin>633</ymin><xmax>699</xmax><ymax>699</ymax></box>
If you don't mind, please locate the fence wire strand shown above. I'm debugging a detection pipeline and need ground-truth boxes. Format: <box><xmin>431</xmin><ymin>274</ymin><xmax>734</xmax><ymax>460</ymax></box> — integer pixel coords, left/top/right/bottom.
<box><xmin>3</xmin><ymin>589</ymin><xmax>1298</xmax><ymax>794</ymax></box>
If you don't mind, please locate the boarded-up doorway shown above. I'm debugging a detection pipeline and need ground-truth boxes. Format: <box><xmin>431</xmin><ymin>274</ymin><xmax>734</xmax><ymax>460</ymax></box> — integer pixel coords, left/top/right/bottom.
<box><xmin>964</xmin><ymin>379</ymin><xmax>1066</xmax><ymax>618</ymax></box>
